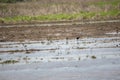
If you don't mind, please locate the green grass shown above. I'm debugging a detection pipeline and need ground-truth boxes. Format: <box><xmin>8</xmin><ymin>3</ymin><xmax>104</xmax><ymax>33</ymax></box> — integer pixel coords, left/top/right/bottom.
<box><xmin>1</xmin><ymin>16</ymin><xmax>32</xmax><ymax>23</ymax></box>
<box><xmin>34</xmin><ymin>13</ymin><xmax>79</xmax><ymax>21</ymax></box>
<box><xmin>0</xmin><ymin>9</ymin><xmax>120</xmax><ymax>23</ymax></box>
<box><xmin>99</xmin><ymin>10</ymin><xmax>120</xmax><ymax>17</ymax></box>
<box><xmin>0</xmin><ymin>12</ymin><xmax>96</xmax><ymax>23</ymax></box>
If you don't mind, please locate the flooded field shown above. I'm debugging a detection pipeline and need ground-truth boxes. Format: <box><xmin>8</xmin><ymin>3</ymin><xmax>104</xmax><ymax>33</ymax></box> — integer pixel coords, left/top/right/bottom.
<box><xmin>0</xmin><ymin>21</ymin><xmax>120</xmax><ymax>80</ymax></box>
<box><xmin>0</xmin><ymin>36</ymin><xmax>120</xmax><ymax>64</ymax></box>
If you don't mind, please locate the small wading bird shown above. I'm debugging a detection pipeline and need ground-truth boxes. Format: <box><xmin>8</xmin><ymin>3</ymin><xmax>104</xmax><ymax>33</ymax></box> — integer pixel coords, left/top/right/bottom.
<box><xmin>66</xmin><ymin>37</ymin><xmax>68</xmax><ymax>44</ymax></box>
<box><xmin>76</xmin><ymin>37</ymin><xmax>80</xmax><ymax>44</ymax></box>
<box><xmin>76</xmin><ymin>37</ymin><xmax>80</xmax><ymax>40</ymax></box>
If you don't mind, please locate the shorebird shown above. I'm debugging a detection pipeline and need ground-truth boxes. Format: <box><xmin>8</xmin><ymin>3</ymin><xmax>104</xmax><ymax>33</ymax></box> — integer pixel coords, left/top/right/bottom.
<box><xmin>76</xmin><ymin>37</ymin><xmax>80</xmax><ymax>40</ymax></box>
<box><xmin>76</xmin><ymin>37</ymin><xmax>80</xmax><ymax>44</ymax></box>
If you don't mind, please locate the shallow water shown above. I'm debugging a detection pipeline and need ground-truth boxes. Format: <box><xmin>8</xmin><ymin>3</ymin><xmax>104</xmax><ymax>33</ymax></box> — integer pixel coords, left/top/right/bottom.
<box><xmin>0</xmin><ymin>34</ymin><xmax>120</xmax><ymax>80</ymax></box>
<box><xmin>0</xmin><ymin>36</ymin><xmax>120</xmax><ymax>64</ymax></box>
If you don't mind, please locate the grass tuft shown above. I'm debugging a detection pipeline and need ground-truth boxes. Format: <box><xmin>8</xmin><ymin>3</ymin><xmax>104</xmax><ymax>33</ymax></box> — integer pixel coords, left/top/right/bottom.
<box><xmin>91</xmin><ymin>55</ymin><xmax>96</xmax><ymax>59</ymax></box>
<box><xmin>0</xmin><ymin>60</ymin><xmax>19</xmax><ymax>64</ymax></box>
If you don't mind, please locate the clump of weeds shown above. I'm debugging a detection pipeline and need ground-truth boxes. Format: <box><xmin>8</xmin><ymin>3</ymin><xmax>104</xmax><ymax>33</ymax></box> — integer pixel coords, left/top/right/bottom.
<box><xmin>91</xmin><ymin>55</ymin><xmax>96</xmax><ymax>59</ymax></box>
<box><xmin>0</xmin><ymin>60</ymin><xmax>19</xmax><ymax>64</ymax></box>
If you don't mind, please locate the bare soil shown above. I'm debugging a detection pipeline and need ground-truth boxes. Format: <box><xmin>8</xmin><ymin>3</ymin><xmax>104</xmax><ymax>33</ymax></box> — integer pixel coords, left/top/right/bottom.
<box><xmin>0</xmin><ymin>21</ymin><xmax>120</xmax><ymax>42</ymax></box>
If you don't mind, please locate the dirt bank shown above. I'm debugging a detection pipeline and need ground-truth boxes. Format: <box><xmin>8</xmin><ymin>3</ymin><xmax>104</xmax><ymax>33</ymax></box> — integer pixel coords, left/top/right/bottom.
<box><xmin>0</xmin><ymin>21</ymin><xmax>120</xmax><ymax>41</ymax></box>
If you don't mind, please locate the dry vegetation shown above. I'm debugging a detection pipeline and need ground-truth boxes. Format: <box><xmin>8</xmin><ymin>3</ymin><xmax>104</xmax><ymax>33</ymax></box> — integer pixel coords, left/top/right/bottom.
<box><xmin>0</xmin><ymin>0</ymin><xmax>120</xmax><ymax>23</ymax></box>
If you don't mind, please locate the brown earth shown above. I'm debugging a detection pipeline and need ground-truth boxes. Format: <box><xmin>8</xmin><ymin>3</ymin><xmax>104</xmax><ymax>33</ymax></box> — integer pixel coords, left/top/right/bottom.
<box><xmin>0</xmin><ymin>21</ymin><xmax>120</xmax><ymax>42</ymax></box>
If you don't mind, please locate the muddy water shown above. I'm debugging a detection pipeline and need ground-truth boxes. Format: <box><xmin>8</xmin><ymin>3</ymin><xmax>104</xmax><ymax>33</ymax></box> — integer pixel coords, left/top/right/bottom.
<box><xmin>0</xmin><ymin>36</ymin><xmax>120</xmax><ymax>64</ymax></box>
<box><xmin>0</xmin><ymin>31</ymin><xmax>120</xmax><ymax>80</ymax></box>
